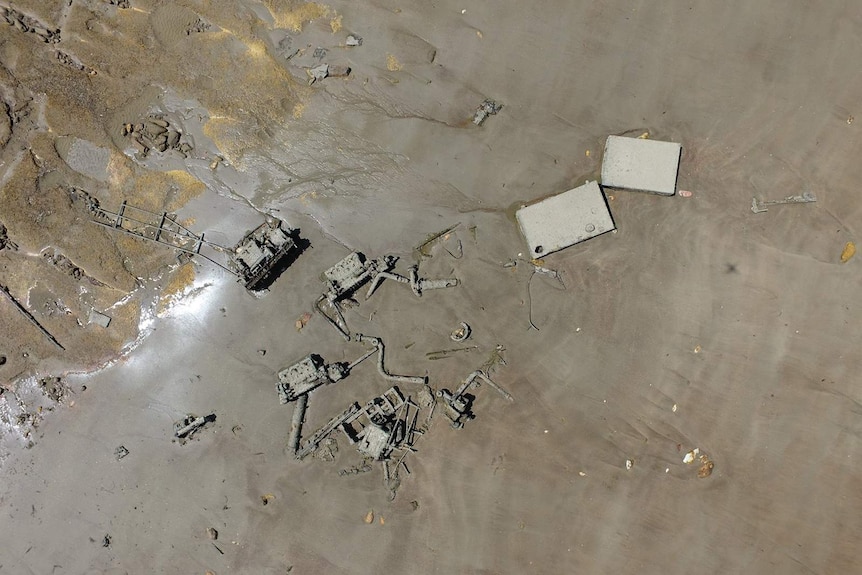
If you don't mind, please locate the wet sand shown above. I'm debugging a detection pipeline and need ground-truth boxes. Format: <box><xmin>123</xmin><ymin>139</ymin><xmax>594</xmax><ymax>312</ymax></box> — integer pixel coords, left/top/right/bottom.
<box><xmin>2</xmin><ymin>0</ymin><xmax>862</xmax><ymax>573</ymax></box>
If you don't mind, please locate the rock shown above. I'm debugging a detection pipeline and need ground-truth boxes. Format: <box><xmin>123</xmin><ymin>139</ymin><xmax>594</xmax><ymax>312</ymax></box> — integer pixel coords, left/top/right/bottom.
<box><xmin>308</xmin><ymin>63</ymin><xmax>329</xmax><ymax>84</ymax></box>
<box><xmin>346</xmin><ymin>34</ymin><xmax>363</xmax><ymax>46</ymax></box>
<box><xmin>207</xmin><ymin>527</ymin><xmax>218</xmax><ymax>540</ymax></box>
<box><xmin>328</xmin><ymin>65</ymin><xmax>351</xmax><ymax>78</ymax></box>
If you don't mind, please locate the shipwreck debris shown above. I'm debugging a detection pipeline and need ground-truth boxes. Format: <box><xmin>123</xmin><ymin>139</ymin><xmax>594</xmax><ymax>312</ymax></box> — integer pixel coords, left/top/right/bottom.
<box><xmin>601</xmin><ymin>135</ymin><xmax>682</xmax><ymax>196</ymax></box>
<box><xmin>230</xmin><ymin>219</ymin><xmax>303</xmax><ymax>291</ymax></box>
<box><xmin>276</xmin><ymin>345</ymin><xmax>375</xmax><ymax>404</ymax></box>
<box><xmin>315</xmin><ymin>252</ymin><xmax>458</xmax><ymax>339</ymax></box>
<box><xmin>174</xmin><ymin>413</ymin><xmax>216</xmax><ymax>442</ymax></box>
<box><xmin>296</xmin><ymin>403</ymin><xmax>362</xmax><ymax>459</ymax></box>
<box><xmin>750</xmin><ymin>191</ymin><xmax>816</xmax><ymax>213</ymax></box>
<box><xmin>93</xmin><ymin>202</ymin><xmax>302</xmax><ymax>290</ymax></box>
<box><xmin>516</xmin><ymin>180</ymin><xmax>615</xmax><ymax>258</ymax></box>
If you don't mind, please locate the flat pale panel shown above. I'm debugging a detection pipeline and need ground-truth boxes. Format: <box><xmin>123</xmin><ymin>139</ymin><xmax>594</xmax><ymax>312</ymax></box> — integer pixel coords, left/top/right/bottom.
<box><xmin>601</xmin><ymin>136</ymin><xmax>682</xmax><ymax>196</ymax></box>
<box><xmin>516</xmin><ymin>180</ymin><xmax>615</xmax><ymax>258</ymax></box>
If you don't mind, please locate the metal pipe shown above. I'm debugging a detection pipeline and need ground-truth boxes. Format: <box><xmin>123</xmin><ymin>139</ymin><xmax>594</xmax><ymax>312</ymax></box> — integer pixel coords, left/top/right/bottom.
<box><xmin>288</xmin><ymin>394</ymin><xmax>308</xmax><ymax>456</ymax></box>
<box><xmin>354</xmin><ymin>334</ymin><xmax>426</xmax><ymax>385</ymax></box>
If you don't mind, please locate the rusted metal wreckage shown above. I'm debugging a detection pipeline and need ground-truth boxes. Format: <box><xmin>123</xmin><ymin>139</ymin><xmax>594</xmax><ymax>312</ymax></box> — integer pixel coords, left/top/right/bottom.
<box><xmin>91</xmin><ymin>201</ymin><xmax>302</xmax><ymax>290</ymax></box>
<box><xmin>314</xmin><ymin>251</ymin><xmax>459</xmax><ymax>340</ymax></box>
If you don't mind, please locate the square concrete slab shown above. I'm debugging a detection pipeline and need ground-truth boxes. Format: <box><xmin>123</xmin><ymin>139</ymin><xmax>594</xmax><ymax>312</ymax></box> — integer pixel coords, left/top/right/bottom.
<box><xmin>516</xmin><ymin>180</ymin><xmax>615</xmax><ymax>258</ymax></box>
<box><xmin>601</xmin><ymin>135</ymin><xmax>682</xmax><ymax>195</ymax></box>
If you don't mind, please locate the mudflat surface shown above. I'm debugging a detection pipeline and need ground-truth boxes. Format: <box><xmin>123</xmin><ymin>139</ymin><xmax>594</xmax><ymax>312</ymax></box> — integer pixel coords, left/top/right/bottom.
<box><xmin>2</xmin><ymin>1</ymin><xmax>862</xmax><ymax>573</ymax></box>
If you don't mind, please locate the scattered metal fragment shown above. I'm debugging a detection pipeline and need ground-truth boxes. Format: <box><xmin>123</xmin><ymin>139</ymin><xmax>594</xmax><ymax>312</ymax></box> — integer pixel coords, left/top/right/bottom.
<box><xmin>114</xmin><ymin>445</ymin><xmax>129</xmax><ymax>460</ymax></box>
<box><xmin>750</xmin><ymin>191</ymin><xmax>816</xmax><ymax>213</ymax></box>
<box><xmin>438</xmin><ymin>370</ymin><xmax>513</xmax><ymax>429</ymax></box>
<box><xmin>174</xmin><ymin>413</ymin><xmax>216</xmax><ymax>441</ymax></box>
<box><xmin>473</xmin><ymin>99</ymin><xmax>503</xmax><ymax>126</ymax></box>
<box><xmin>415</xmin><ymin>224</ymin><xmax>461</xmax><ymax>258</ymax></box>
<box><xmin>450</xmin><ymin>322</ymin><xmax>471</xmax><ymax>342</ymax></box>
<box><xmin>0</xmin><ymin>283</ymin><xmax>65</xmax><ymax>350</ymax></box>
<box><xmin>425</xmin><ymin>346</ymin><xmax>478</xmax><ymax>360</ymax></box>
<box><xmin>102</xmin><ymin>534</ymin><xmax>112</xmax><ymax>548</ymax></box>
<box><xmin>339</xmin><ymin>459</ymin><xmax>373</xmax><ymax>476</ymax></box>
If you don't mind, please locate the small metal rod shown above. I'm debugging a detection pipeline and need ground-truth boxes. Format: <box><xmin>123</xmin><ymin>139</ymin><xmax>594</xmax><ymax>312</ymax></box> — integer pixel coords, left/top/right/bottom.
<box><xmin>0</xmin><ymin>283</ymin><xmax>65</xmax><ymax>351</ymax></box>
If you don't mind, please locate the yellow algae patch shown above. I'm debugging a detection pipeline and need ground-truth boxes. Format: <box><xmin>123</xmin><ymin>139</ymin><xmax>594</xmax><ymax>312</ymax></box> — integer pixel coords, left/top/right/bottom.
<box><xmin>840</xmin><ymin>241</ymin><xmax>856</xmax><ymax>263</ymax></box>
<box><xmin>245</xmin><ymin>39</ymin><xmax>269</xmax><ymax>59</ymax></box>
<box><xmin>165</xmin><ymin>170</ymin><xmax>206</xmax><ymax>211</ymax></box>
<box><xmin>330</xmin><ymin>14</ymin><xmax>342</xmax><ymax>33</ymax></box>
<box><xmin>157</xmin><ymin>262</ymin><xmax>196</xmax><ymax>314</ymax></box>
<box><xmin>264</xmin><ymin>1</ymin><xmax>331</xmax><ymax>32</ymax></box>
<box><xmin>386</xmin><ymin>54</ymin><xmax>402</xmax><ymax>71</ymax></box>
<box><xmin>292</xmin><ymin>102</ymin><xmax>306</xmax><ymax>119</ymax></box>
